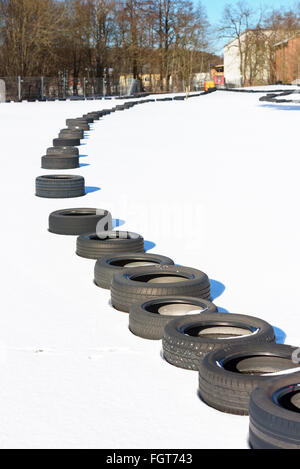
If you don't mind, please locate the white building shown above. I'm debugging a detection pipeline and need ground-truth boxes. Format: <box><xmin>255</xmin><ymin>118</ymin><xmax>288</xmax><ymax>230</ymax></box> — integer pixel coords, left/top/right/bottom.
<box><xmin>224</xmin><ymin>37</ymin><xmax>243</xmax><ymax>86</ymax></box>
<box><xmin>224</xmin><ymin>30</ymin><xmax>273</xmax><ymax>87</ymax></box>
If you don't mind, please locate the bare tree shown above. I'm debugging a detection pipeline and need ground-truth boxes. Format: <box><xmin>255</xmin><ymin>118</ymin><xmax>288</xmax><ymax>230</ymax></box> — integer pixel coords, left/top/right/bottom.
<box><xmin>0</xmin><ymin>0</ymin><xmax>214</xmax><ymax>95</ymax></box>
<box><xmin>172</xmin><ymin>1</ymin><xmax>209</xmax><ymax>91</ymax></box>
<box><xmin>88</xmin><ymin>0</ymin><xmax>116</xmax><ymax>94</ymax></box>
<box><xmin>0</xmin><ymin>0</ymin><xmax>65</xmax><ymax>76</ymax></box>
<box><xmin>219</xmin><ymin>1</ymin><xmax>261</xmax><ymax>84</ymax></box>
<box><xmin>263</xmin><ymin>8</ymin><xmax>300</xmax><ymax>84</ymax></box>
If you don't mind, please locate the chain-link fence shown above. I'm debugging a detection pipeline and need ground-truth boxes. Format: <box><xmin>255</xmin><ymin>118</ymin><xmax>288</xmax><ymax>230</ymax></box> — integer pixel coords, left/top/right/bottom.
<box><xmin>0</xmin><ymin>75</ymin><xmax>206</xmax><ymax>101</ymax></box>
<box><xmin>0</xmin><ymin>76</ymin><xmax>128</xmax><ymax>101</ymax></box>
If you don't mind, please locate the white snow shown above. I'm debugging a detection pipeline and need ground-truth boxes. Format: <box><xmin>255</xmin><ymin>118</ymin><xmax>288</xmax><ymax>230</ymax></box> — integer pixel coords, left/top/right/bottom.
<box><xmin>1</xmin><ymin>90</ymin><xmax>300</xmax><ymax>449</ymax></box>
<box><xmin>230</xmin><ymin>84</ymin><xmax>299</xmax><ymax>91</ymax></box>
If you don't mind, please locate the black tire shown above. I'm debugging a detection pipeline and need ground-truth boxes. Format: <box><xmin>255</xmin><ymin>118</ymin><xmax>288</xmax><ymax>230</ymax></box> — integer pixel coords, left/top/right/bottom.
<box><xmin>85</xmin><ymin>114</ymin><xmax>99</xmax><ymax>123</ymax></box>
<box><xmin>49</xmin><ymin>208</ymin><xmax>111</xmax><ymax>235</ymax></box>
<box><xmin>53</xmin><ymin>138</ymin><xmax>81</xmax><ymax>147</ymax></box>
<box><xmin>163</xmin><ymin>313</ymin><xmax>276</xmax><ymax>372</ymax></box>
<box><xmin>66</xmin><ymin>119</ymin><xmax>90</xmax><ymax>131</ymax></box>
<box><xmin>76</xmin><ymin>231</ymin><xmax>144</xmax><ymax>260</ymax></box>
<box><xmin>82</xmin><ymin>115</ymin><xmax>94</xmax><ymax>123</ymax></box>
<box><xmin>111</xmin><ymin>265</ymin><xmax>210</xmax><ymax>313</ymax></box>
<box><xmin>68</xmin><ymin>123</ymin><xmax>90</xmax><ymax>131</ymax></box>
<box><xmin>66</xmin><ymin>118</ymin><xmax>88</xmax><ymax>124</ymax></box>
<box><xmin>249</xmin><ymin>374</ymin><xmax>300</xmax><ymax>449</ymax></box>
<box><xmin>41</xmin><ymin>155</ymin><xmax>79</xmax><ymax>170</ymax></box>
<box><xmin>35</xmin><ymin>175</ymin><xmax>85</xmax><ymax>198</ymax></box>
<box><xmin>94</xmin><ymin>253</ymin><xmax>174</xmax><ymax>290</ymax></box>
<box><xmin>85</xmin><ymin>112</ymin><xmax>100</xmax><ymax>119</ymax></box>
<box><xmin>59</xmin><ymin>128</ymin><xmax>84</xmax><ymax>139</ymax></box>
<box><xmin>129</xmin><ymin>296</ymin><xmax>218</xmax><ymax>340</ymax></box>
<box><xmin>198</xmin><ymin>343</ymin><xmax>298</xmax><ymax>416</ymax></box>
<box><xmin>58</xmin><ymin>132</ymin><xmax>83</xmax><ymax>140</ymax></box>
<box><xmin>46</xmin><ymin>146</ymin><xmax>79</xmax><ymax>156</ymax></box>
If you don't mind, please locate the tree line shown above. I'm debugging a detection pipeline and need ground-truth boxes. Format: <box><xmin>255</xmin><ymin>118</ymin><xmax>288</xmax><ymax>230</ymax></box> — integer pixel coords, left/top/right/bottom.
<box><xmin>1</xmin><ymin>0</ymin><xmax>299</xmax><ymax>96</ymax></box>
<box><xmin>0</xmin><ymin>0</ymin><xmax>217</xmax><ymax>95</ymax></box>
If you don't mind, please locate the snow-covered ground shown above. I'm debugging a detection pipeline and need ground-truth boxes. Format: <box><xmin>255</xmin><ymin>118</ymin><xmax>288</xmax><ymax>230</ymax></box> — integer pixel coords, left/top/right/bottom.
<box><xmin>1</xmin><ymin>90</ymin><xmax>300</xmax><ymax>449</ymax></box>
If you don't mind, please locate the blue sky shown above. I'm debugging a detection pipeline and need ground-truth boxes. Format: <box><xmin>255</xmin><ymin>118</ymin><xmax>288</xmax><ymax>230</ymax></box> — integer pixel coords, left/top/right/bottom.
<box><xmin>200</xmin><ymin>0</ymin><xmax>297</xmax><ymax>25</ymax></box>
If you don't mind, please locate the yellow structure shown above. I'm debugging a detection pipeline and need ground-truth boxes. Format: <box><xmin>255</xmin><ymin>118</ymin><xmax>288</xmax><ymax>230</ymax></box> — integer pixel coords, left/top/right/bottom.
<box><xmin>204</xmin><ymin>81</ymin><xmax>215</xmax><ymax>91</ymax></box>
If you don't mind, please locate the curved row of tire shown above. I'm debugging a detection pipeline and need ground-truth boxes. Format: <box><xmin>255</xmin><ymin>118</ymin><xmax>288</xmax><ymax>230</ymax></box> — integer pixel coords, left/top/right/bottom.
<box><xmin>37</xmin><ymin>99</ymin><xmax>300</xmax><ymax>450</ymax></box>
<box><xmin>35</xmin><ymin>100</ymin><xmax>155</xmax><ymax>197</ymax></box>
<box><xmin>15</xmin><ymin>90</ymin><xmax>206</xmax><ymax>104</ymax></box>
<box><xmin>259</xmin><ymin>90</ymin><xmax>300</xmax><ymax>104</ymax></box>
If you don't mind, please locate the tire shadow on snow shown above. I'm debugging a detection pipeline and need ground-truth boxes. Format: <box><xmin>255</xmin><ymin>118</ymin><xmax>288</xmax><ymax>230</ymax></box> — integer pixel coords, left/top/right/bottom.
<box><xmin>209</xmin><ymin>279</ymin><xmax>228</xmax><ymax>313</ymax></box>
<box><xmin>261</xmin><ymin>104</ymin><xmax>300</xmax><ymax>111</ymax></box>
<box><xmin>273</xmin><ymin>326</ymin><xmax>286</xmax><ymax>345</ymax></box>
<box><xmin>85</xmin><ymin>186</ymin><xmax>101</xmax><ymax>194</ymax></box>
<box><xmin>210</xmin><ymin>279</ymin><xmax>225</xmax><ymax>301</ymax></box>
<box><xmin>112</xmin><ymin>219</ymin><xmax>126</xmax><ymax>228</ymax></box>
<box><xmin>144</xmin><ymin>240</ymin><xmax>156</xmax><ymax>251</ymax></box>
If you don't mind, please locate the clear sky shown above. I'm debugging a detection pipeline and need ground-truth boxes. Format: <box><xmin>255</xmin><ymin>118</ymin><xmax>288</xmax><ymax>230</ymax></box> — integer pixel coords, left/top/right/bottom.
<box><xmin>201</xmin><ymin>0</ymin><xmax>297</xmax><ymax>25</ymax></box>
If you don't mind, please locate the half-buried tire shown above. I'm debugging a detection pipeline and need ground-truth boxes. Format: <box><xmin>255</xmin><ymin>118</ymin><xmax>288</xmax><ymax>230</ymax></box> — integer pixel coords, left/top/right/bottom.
<box><xmin>129</xmin><ymin>296</ymin><xmax>218</xmax><ymax>340</ymax></box>
<box><xmin>53</xmin><ymin>138</ymin><xmax>81</xmax><ymax>147</ymax></box>
<box><xmin>35</xmin><ymin>175</ymin><xmax>85</xmax><ymax>198</ymax></box>
<box><xmin>41</xmin><ymin>154</ymin><xmax>79</xmax><ymax>170</ymax></box>
<box><xmin>49</xmin><ymin>208</ymin><xmax>111</xmax><ymax>235</ymax></box>
<box><xmin>111</xmin><ymin>265</ymin><xmax>210</xmax><ymax>313</ymax></box>
<box><xmin>76</xmin><ymin>231</ymin><xmax>145</xmax><ymax>260</ymax></box>
<box><xmin>199</xmin><ymin>343</ymin><xmax>298</xmax><ymax>416</ymax></box>
<box><xmin>82</xmin><ymin>115</ymin><xmax>94</xmax><ymax>123</ymax></box>
<box><xmin>249</xmin><ymin>374</ymin><xmax>300</xmax><ymax>449</ymax></box>
<box><xmin>46</xmin><ymin>146</ymin><xmax>79</xmax><ymax>156</ymax></box>
<box><xmin>162</xmin><ymin>313</ymin><xmax>275</xmax><ymax>371</ymax></box>
<box><xmin>59</xmin><ymin>128</ymin><xmax>84</xmax><ymax>139</ymax></box>
<box><xmin>94</xmin><ymin>253</ymin><xmax>174</xmax><ymax>290</ymax></box>
<box><xmin>66</xmin><ymin>119</ymin><xmax>90</xmax><ymax>131</ymax></box>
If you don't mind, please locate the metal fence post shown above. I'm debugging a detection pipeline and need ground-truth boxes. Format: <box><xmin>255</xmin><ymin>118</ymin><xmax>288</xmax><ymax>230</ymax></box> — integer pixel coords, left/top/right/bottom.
<box><xmin>83</xmin><ymin>77</ymin><xmax>86</xmax><ymax>98</ymax></box>
<box><xmin>18</xmin><ymin>76</ymin><xmax>22</xmax><ymax>101</ymax></box>
<box><xmin>41</xmin><ymin>76</ymin><xmax>44</xmax><ymax>100</ymax></box>
<box><xmin>63</xmin><ymin>76</ymin><xmax>66</xmax><ymax>99</ymax></box>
